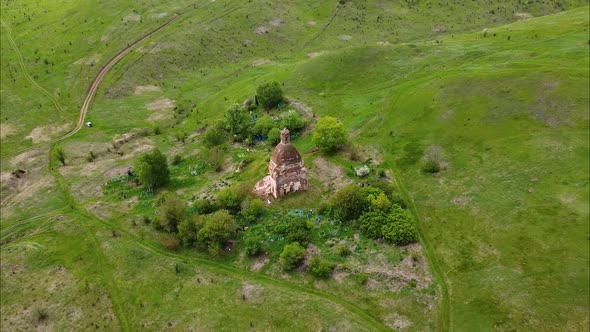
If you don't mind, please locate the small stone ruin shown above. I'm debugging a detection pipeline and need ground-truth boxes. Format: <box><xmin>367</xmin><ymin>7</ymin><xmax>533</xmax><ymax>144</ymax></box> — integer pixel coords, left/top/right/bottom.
<box><xmin>254</xmin><ymin>128</ymin><xmax>308</xmax><ymax>199</ymax></box>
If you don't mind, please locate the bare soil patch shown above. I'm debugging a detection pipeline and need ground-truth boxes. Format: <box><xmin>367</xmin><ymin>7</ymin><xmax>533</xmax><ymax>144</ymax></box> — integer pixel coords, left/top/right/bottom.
<box><xmin>376</xmin><ymin>41</ymin><xmax>391</xmax><ymax>46</ymax></box>
<box><xmin>0</xmin><ymin>123</ymin><xmax>16</xmax><ymax>138</ymax></box>
<box><xmin>306</xmin><ymin>20</ymin><xmax>318</xmax><ymax>26</ymax></box>
<box><xmin>251</xmin><ymin>59</ymin><xmax>272</xmax><ymax>67</ymax></box>
<box><xmin>337</xmin><ymin>35</ymin><xmax>353</xmax><ymax>41</ymax></box>
<box><xmin>251</xmin><ymin>255</ymin><xmax>270</xmax><ymax>272</ymax></box>
<box><xmin>25</xmin><ymin>123</ymin><xmax>71</xmax><ymax>144</ymax></box>
<box><xmin>123</xmin><ymin>13</ymin><xmax>141</xmax><ymax>23</ymax></box>
<box><xmin>150</xmin><ymin>12</ymin><xmax>168</xmax><ymax>19</ymax></box>
<box><xmin>310</xmin><ymin>158</ymin><xmax>352</xmax><ymax>191</ymax></box>
<box><xmin>307</xmin><ymin>51</ymin><xmax>326</xmax><ymax>58</ymax></box>
<box><xmin>134</xmin><ymin>85</ymin><xmax>161</xmax><ymax>95</ymax></box>
<box><xmin>254</xmin><ymin>26</ymin><xmax>270</xmax><ymax>35</ymax></box>
<box><xmin>145</xmin><ymin>98</ymin><xmax>176</xmax><ymax>111</ymax></box>
<box><xmin>514</xmin><ymin>12</ymin><xmax>533</xmax><ymax>20</ymax></box>
<box><xmin>147</xmin><ymin>110</ymin><xmax>174</xmax><ymax>122</ymax></box>
<box><xmin>432</xmin><ymin>25</ymin><xmax>446</xmax><ymax>33</ymax></box>
<box><xmin>269</xmin><ymin>17</ymin><xmax>284</xmax><ymax>27</ymax></box>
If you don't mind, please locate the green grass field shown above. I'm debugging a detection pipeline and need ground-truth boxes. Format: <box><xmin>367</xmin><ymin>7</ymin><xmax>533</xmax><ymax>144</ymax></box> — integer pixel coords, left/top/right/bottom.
<box><xmin>1</xmin><ymin>0</ymin><xmax>588</xmax><ymax>330</ymax></box>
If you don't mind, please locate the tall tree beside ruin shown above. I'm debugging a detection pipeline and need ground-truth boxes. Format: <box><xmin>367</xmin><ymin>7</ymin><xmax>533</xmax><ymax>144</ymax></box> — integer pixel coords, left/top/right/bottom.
<box><xmin>138</xmin><ymin>148</ymin><xmax>170</xmax><ymax>190</ymax></box>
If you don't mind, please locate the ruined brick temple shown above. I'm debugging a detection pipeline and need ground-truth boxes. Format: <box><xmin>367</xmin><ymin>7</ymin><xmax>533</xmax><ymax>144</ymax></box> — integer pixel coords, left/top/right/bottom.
<box><xmin>254</xmin><ymin>128</ymin><xmax>308</xmax><ymax>199</ymax></box>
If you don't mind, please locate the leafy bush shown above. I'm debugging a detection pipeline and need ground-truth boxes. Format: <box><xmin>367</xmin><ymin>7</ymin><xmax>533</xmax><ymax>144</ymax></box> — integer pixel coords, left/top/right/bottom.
<box><xmin>177</xmin><ymin>215</ymin><xmax>206</xmax><ymax>246</ymax></box>
<box><xmin>217</xmin><ymin>188</ymin><xmax>242</xmax><ymax>215</ymax></box>
<box><xmin>243</xmin><ymin>233</ymin><xmax>268</xmax><ymax>256</ymax></box>
<box><xmin>203</xmin><ymin>123</ymin><xmax>226</xmax><ymax>147</ymax></box>
<box><xmin>370</xmin><ymin>192</ymin><xmax>392</xmax><ymax>212</ymax></box>
<box><xmin>381</xmin><ymin>205</ymin><xmax>418</xmax><ymax>245</ymax></box>
<box><xmin>334</xmin><ymin>245</ymin><xmax>351</xmax><ymax>257</ymax></box>
<box><xmin>171</xmin><ymin>154</ymin><xmax>183</xmax><ymax>166</ymax></box>
<box><xmin>207</xmin><ymin>147</ymin><xmax>225</xmax><ymax>172</ymax></box>
<box><xmin>273</xmin><ymin>217</ymin><xmax>311</xmax><ymax>245</ymax></box>
<box><xmin>256</xmin><ymin>81</ymin><xmax>284</xmax><ymax>110</ymax></box>
<box><xmin>224</xmin><ymin>103</ymin><xmax>250</xmax><ymax>140</ymax></box>
<box><xmin>359</xmin><ymin>211</ymin><xmax>388</xmax><ymax>239</ymax></box>
<box><xmin>267</xmin><ymin>127</ymin><xmax>281</xmax><ymax>145</ymax></box>
<box><xmin>330</xmin><ymin>185</ymin><xmax>367</xmax><ymax>223</ymax></box>
<box><xmin>138</xmin><ymin>149</ymin><xmax>170</xmax><ymax>189</ymax></box>
<box><xmin>422</xmin><ymin>159</ymin><xmax>441</xmax><ymax>173</ymax></box>
<box><xmin>312</xmin><ymin>116</ymin><xmax>347</xmax><ymax>153</ymax></box>
<box><xmin>280</xmin><ymin>112</ymin><xmax>306</xmax><ymax>133</ymax></box>
<box><xmin>280</xmin><ymin>242</ymin><xmax>306</xmax><ymax>271</ymax></box>
<box><xmin>154</xmin><ymin>192</ymin><xmax>186</xmax><ymax>233</ymax></box>
<box><xmin>307</xmin><ymin>255</ymin><xmax>334</xmax><ymax>278</ymax></box>
<box><xmin>240</xmin><ymin>198</ymin><xmax>266</xmax><ymax>223</ymax></box>
<box><xmin>160</xmin><ymin>236</ymin><xmax>180</xmax><ymax>251</ymax></box>
<box><xmin>252</xmin><ymin>115</ymin><xmax>275</xmax><ymax>137</ymax></box>
<box><xmin>193</xmin><ymin>199</ymin><xmax>218</xmax><ymax>215</ymax></box>
<box><xmin>197</xmin><ymin>210</ymin><xmax>238</xmax><ymax>255</ymax></box>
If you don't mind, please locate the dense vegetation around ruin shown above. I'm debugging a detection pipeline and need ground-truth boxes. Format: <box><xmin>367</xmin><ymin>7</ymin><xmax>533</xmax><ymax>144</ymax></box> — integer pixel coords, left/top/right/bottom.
<box><xmin>1</xmin><ymin>0</ymin><xmax>588</xmax><ymax>330</ymax></box>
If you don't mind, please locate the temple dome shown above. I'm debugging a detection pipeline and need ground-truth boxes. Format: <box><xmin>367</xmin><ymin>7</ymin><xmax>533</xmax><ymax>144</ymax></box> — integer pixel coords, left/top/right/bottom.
<box><xmin>270</xmin><ymin>129</ymin><xmax>302</xmax><ymax>165</ymax></box>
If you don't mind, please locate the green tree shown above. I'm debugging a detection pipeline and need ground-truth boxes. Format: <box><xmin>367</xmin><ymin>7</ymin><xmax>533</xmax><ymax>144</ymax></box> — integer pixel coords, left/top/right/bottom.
<box><xmin>371</xmin><ymin>192</ymin><xmax>392</xmax><ymax>212</ymax></box>
<box><xmin>307</xmin><ymin>255</ymin><xmax>334</xmax><ymax>278</ymax></box>
<box><xmin>203</xmin><ymin>122</ymin><xmax>225</xmax><ymax>147</ymax></box>
<box><xmin>252</xmin><ymin>115</ymin><xmax>275</xmax><ymax>137</ymax></box>
<box><xmin>240</xmin><ymin>198</ymin><xmax>266</xmax><ymax>223</ymax></box>
<box><xmin>256</xmin><ymin>81</ymin><xmax>283</xmax><ymax>110</ymax></box>
<box><xmin>280</xmin><ymin>112</ymin><xmax>305</xmax><ymax>133</ymax></box>
<box><xmin>312</xmin><ymin>116</ymin><xmax>347</xmax><ymax>153</ymax></box>
<box><xmin>330</xmin><ymin>184</ymin><xmax>367</xmax><ymax>223</ymax></box>
<box><xmin>138</xmin><ymin>149</ymin><xmax>170</xmax><ymax>189</ymax></box>
<box><xmin>177</xmin><ymin>215</ymin><xmax>206</xmax><ymax>246</ymax></box>
<box><xmin>207</xmin><ymin>146</ymin><xmax>225</xmax><ymax>172</ymax></box>
<box><xmin>243</xmin><ymin>233</ymin><xmax>268</xmax><ymax>257</ymax></box>
<box><xmin>359</xmin><ymin>211</ymin><xmax>388</xmax><ymax>239</ymax></box>
<box><xmin>154</xmin><ymin>192</ymin><xmax>186</xmax><ymax>233</ymax></box>
<box><xmin>224</xmin><ymin>103</ymin><xmax>250</xmax><ymax>140</ymax></box>
<box><xmin>197</xmin><ymin>210</ymin><xmax>238</xmax><ymax>255</ymax></box>
<box><xmin>381</xmin><ymin>205</ymin><xmax>418</xmax><ymax>245</ymax></box>
<box><xmin>217</xmin><ymin>188</ymin><xmax>242</xmax><ymax>215</ymax></box>
<box><xmin>280</xmin><ymin>242</ymin><xmax>306</xmax><ymax>271</ymax></box>
<box><xmin>267</xmin><ymin>127</ymin><xmax>281</xmax><ymax>145</ymax></box>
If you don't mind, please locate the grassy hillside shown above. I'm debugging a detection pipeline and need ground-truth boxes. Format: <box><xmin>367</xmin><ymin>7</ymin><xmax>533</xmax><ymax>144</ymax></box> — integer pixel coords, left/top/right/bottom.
<box><xmin>1</xmin><ymin>0</ymin><xmax>589</xmax><ymax>331</ymax></box>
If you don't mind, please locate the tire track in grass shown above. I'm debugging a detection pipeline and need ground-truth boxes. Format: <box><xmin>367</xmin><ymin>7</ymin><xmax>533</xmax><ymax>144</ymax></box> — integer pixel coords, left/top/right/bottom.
<box><xmin>0</xmin><ymin>18</ymin><xmax>64</xmax><ymax>113</ymax></box>
<box><xmin>302</xmin><ymin>2</ymin><xmax>344</xmax><ymax>49</ymax></box>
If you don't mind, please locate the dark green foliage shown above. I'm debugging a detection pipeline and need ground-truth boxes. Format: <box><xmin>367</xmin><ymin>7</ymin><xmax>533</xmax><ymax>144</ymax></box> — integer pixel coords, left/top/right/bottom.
<box><xmin>197</xmin><ymin>210</ymin><xmax>238</xmax><ymax>255</ymax></box>
<box><xmin>280</xmin><ymin>112</ymin><xmax>305</xmax><ymax>132</ymax></box>
<box><xmin>312</xmin><ymin>116</ymin><xmax>347</xmax><ymax>153</ymax></box>
<box><xmin>138</xmin><ymin>149</ymin><xmax>170</xmax><ymax>189</ymax></box>
<box><xmin>280</xmin><ymin>242</ymin><xmax>306</xmax><ymax>271</ymax></box>
<box><xmin>243</xmin><ymin>233</ymin><xmax>268</xmax><ymax>256</ymax></box>
<box><xmin>217</xmin><ymin>188</ymin><xmax>242</xmax><ymax>215</ymax></box>
<box><xmin>154</xmin><ymin>192</ymin><xmax>186</xmax><ymax>233</ymax></box>
<box><xmin>273</xmin><ymin>217</ymin><xmax>311</xmax><ymax>245</ymax></box>
<box><xmin>267</xmin><ymin>127</ymin><xmax>281</xmax><ymax>145</ymax></box>
<box><xmin>252</xmin><ymin>115</ymin><xmax>275</xmax><ymax>137</ymax></box>
<box><xmin>171</xmin><ymin>154</ymin><xmax>183</xmax><ymax>166</ymax></box>
<box><xmin>240</xmin><ymin>198</ymin><xmax>265</xmax><ymax>223</ymax></box>
<box><xmin>351</xmin><ymin>273</ymin><xmax>369</xmax><ymax>286</ymax></box>
<box><xmin>381</xmin><ymin>205</ymin><xmax>418</xmax><ymax>245</ymax></box>
<box><xmin>330</xmin><ymin>184</ymin><xmax>367</xmax><ymax>223</ymax></box>
<box><xmin>193</xmin><ymin>199</ymin><xmax>218</xmax><ymax>215</ymax></box>
<box><xmin>422</xmin><ymin>159</ymin><xmax>441</xmax><ymax>173</ymax></box>
<box><xmin>207</xmin><ymin>146</ymin><xmax>225</xmax><ymax>172</ymax></box>
<box><xmin>177</xmin><ymin>215</ymin><xmax>206</xmax><ymax>246</ymax></box>
<box><xmin>203</xmin><ymin>123</ymin><xmax>226</xmax><ymax>147</ymax></box>
<box><xmin>359</xmin><ymin>211</ymin><xmax>388</xmax><ymax>239</ymax></box>
<box><xmin>369</xmin><ymin>192</ymin><xmax>392</xmax><ymax>212</ymax></box>
<box><xmin>256</xmin><ymin>81</ymin><xmax>283</xmax><ymax>110</ymax></box>
<box><xmin>334</xmin><ymin>245</ymin><xmax>351</xmax><ymax>257</ymax></box>
<box><xmin>33</xmin><ymin>308</ymin><xmax>49</xmax><ymax>322</ymax></box>
<box><xmin>224</xmin><ymin>103</ymin><xmax>250</xmax><ymax>140</ymax></box>
<box><xmin>307</xmin><ymin>255</ymin><xmax>334</xmax><ymax>278</ymax></box>
<box><xmin>53</xmin><ymin>145</ymin><xmax>66</xmax><ymax>165</ymax></box>
<box><xmin>399</xmin><ymin>141</ymin><xmax>423</xmax><ymax>167</ymax></box>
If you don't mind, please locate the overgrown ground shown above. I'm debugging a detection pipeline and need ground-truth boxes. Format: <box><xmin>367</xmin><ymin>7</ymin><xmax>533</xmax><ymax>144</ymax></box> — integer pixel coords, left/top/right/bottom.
<box><xmin>1</xmin><ymin>0</ymin><xmax>589</xmax><ymax>331</ymax></box>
